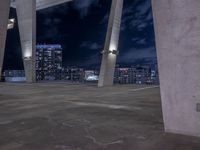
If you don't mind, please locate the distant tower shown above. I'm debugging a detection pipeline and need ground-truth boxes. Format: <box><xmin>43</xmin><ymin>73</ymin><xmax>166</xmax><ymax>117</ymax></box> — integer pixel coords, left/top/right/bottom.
<box><xmin>98</xmin><ymin>0</ymin><xmax>124</xmax><ymax>87</ymax></box>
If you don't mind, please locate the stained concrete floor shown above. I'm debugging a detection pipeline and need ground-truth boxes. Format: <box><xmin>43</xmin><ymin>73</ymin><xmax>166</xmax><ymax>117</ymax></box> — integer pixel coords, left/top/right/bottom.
<box><xmin>0</xmin><ymin>82</ymin><xmax>200</xmax><ymax>150</ymax></box>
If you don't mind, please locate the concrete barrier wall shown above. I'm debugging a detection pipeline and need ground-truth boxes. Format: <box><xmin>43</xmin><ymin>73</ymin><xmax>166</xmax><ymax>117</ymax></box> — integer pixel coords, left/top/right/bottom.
<box><xmin>152</xmin><ymin>0</ymin><xmax>200</xmax><ymax>137</ymax></box>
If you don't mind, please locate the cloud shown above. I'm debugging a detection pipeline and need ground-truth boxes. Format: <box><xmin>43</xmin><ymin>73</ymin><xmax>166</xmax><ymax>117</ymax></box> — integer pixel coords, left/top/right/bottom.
<box><xmin>100</xmin><ymin>13</ymin><xmax>109</xmax><ymax>25</ymax></box>
<box><xmin>73</xmin><ymin>0</ymin><xmax>100</xmax><ymax>18</ymax></box>
<box><xmin>38</xmin><ymin>2</ymin><xmax>70</xmax><ymax>14</ymax></box>
<box><xmin>132</xmin><ymin>38</ymin><xmax>147</xmax><ymax>45</ymax></box>
<box><xmin>118</xmin><ymin>47</ymin><xmax>156</xmax><ymax>63</ymax></box>
<box><xmin>84</xmin><ymin>53</ymin><xmax>101</xmax><ymax>66</ymax></box>
<box><xmin>122</xmin><ymin>0</ymin><xmax>153</xmax><ymax>31</ymax></box>
<box><xmin>43</xmin><ymin>18</ymin><xmax>62</xmax><ymax>26</ymax></box>
<box><xmin>39</xmin><ymin>17</ymin><xmax>64</xmax><ymax>40</ymax></box>
<box><xmin>80</xmin><ymin>41</ymin><xmax>102</xmax><ymax>50</ymax></box>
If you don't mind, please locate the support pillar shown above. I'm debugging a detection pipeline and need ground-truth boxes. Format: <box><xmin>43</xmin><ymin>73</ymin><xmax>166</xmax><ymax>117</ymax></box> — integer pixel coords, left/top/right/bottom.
<box><xmin>152</xmin><ymin>0</ymin><xmax>200</xmax><ymax>137</ymax></box>
<box><xmin>98</xmin><ymin>0</ymin><xmax>124</xmax><ymax>87</ymax></box>
<box><xmin>0</xmin><ymin>0</ymin><xmax>10</xmax><ymax>81</ymax></box>
<box><xmin>16</xmin><ymin>0</ymin><xmax>36</xmax><ymax>83</ymax></box>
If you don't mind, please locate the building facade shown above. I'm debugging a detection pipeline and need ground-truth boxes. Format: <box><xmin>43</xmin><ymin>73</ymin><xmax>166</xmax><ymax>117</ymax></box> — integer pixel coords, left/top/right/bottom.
<box><xmin>114</xmin><ymin>65</ymin><xmax>159</xmax><ymax>85</ymax></box>
<box><xmin>4</xmin><ymin>70</ymin><xmax>26</xmax><ymax>82</ymax></box>
<box><xmin>114</xmin><ymin>68</ymin><xmax>136</xmax><ymax>84</ymax></box>
<box><xmin>36</xmin><ymin>44</ymin><xmax>62</xmax><ymax>81</ymax></box>
<box><xmin>61</xmin><ymin>67</ymin><xmax>84</xmax><ymax>82</ymax></box>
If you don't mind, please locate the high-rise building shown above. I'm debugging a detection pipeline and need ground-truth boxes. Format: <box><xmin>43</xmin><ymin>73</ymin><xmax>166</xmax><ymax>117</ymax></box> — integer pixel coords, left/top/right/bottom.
<box><xmin>61</xmin><ymin>67</ymin><xmax>85</xmax><ymax>82</ymax></box>
<box><xmin>114</xmin><ymin>68</ymin><xmax>136</xmax><ymax>84</ymax></box>
<box><xmin>114</xmin><ymin>65</ymin><xmax>159</xmax><ymax>85</ymax></box>
<box><xmin>36</xmin><ymin>44</ymin><xmax>62</xmax><ymax>81</ymax></box>
<box><xmin>135</xmin><ymin>66</ymin><xmax>151</xmax><ymax>84</ymax></box>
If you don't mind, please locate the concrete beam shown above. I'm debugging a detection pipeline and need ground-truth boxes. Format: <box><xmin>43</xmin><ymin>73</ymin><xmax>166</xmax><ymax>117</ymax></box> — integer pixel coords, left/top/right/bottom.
<box><xmin>98</xmin><ymin>0</ymin><xmax>123</xmax><ymax>87</ymax></box>
<box><xmin>152</xmin><ymin>0</ymin><xmax>200</xmax><ymax>137</ymax></box>
<box><xmin>16</xmin><ymin>0</ymin><xmax>36</xmax><ymax>83</ymax></box>
<box><xmin>35</xmin><ymin>0</ymin><xmax>73</xmax><ymax>10</ymax></box>
<box><xmin>0</xmin><ymin>0</ymin><xmax>10</xmax><ymax>80</ymax></box>
<box><xmin>11</xmin><ymin>0</ymin><xmax>73</xmax><ymax>11</ymax></box>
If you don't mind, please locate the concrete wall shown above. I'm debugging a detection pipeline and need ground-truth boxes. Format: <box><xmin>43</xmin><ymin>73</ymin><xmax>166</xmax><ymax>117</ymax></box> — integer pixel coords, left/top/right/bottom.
<box><xmin>0</xmin><ymin>0</ymin><xmax>10</xmax><ymax>80</ymax></box>
<box><xmin>152</xmin><ymin>0</ymin><xmax>200</xmax><ymax>137</ymax></box>
<box><xmin>16</xmin><ymin>0</ymin><xmax>36</xmax><ymax>83</ymax></box>
<box><xmin>98</xmin><ymin>0</ymin><xmax>123</xmax><ymax>87</ymax></box>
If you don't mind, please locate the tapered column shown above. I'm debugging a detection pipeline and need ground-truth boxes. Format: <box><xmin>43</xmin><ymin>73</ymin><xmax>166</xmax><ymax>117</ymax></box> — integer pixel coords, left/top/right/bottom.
<box><xmin>152</xmin><ymin>0</ymin><xmax>200</xmax><ymax>137</ymax></box>
<box><xmin>0</xmin><ymin>0</ymin><xmax>10</xmax><ymax>81</ymax></box>
<box><xmin>16</xmin><ymin>0</ymin><xmax>36</xmax><ymax>83</ymax></box>
<box><xmin>98</xmin><ymin>0</ymin><xmax>124</xmax><ymax>87</ymax></box>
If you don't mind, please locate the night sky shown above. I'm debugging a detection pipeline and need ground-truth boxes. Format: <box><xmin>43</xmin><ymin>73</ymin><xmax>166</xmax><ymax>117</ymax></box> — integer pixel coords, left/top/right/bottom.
<box><xmin>4</xmin><ymin>0</ymin><xmax>156</xmax><ymax>70</ymax></box>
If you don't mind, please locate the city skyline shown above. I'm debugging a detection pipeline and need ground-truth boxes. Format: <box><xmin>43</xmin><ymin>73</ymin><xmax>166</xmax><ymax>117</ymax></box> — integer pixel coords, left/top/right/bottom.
<box><xmin>4</xmin><ymin>0</ymin><xmax>156</xmax><ymax>70</ymax></box>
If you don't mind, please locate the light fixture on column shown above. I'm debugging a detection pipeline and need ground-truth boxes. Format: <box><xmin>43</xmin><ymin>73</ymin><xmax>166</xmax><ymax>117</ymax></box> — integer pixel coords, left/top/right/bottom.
<box><xmin>23</xmin><ymin>41</ymin><xmax>32</xmax><ymax>60</ymax></box>
<box><xmin>23</xmin><ymin>56</ymin><xmax>32</xmax><ymax>60</ymax></box>
<box><xmin>7</xmin><ymin>18</ymin><xmax>15</xmax><ymax>30</ymax></box>
<box><xmin>110</xmin><ymin>49</ymin><xmax>119</xmax><ymax>55</ymax></box>
<box><xmin>101</xmin><ymin>49</ymin><xmax>119</xmax><ymax>55</ymax></box>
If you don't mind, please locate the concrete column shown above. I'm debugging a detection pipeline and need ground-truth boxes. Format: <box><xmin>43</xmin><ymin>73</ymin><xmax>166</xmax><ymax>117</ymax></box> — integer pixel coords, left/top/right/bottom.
<box><xmin>152</xmin><ymin>0</ymin><xmax>200</xmax><ymax>137</ymax></box>
<box><xmin>98</xmin><ymin>0</ymin><xmax>124</xmax><ymax>87</ymax></box>
<box><xmin>16</xmin><ymin>0</ymin><xmax>36</xmax><ymax>83</ymax></box>
<box><xmin>0</xmin><ymin>0</ymin><xmax>10</xmax><ymax>80</ymax></box>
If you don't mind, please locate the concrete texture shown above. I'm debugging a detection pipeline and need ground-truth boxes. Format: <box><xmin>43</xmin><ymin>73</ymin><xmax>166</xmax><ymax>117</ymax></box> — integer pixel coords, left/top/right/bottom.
<box><xmin>0</xmin><ymin>0</ymin><xmax>10</xmax><ymax>80</ymax></box>
<box><xmin>152</xmin><ymin>0</ymin><xmax>200</xmax><ymax>137</ymax></box>
<box><xmin>98</xmin><ymin>0</ymin><xmax>123</xmax><ymax>87</ymax></box>
<box><xmin>11</xmin><ymin>0</ymin><xmax>73</xmax><ymax>11</ymax></box>
<box><xmin>16</xmin><ymin>0</ymin><xmax>36</xmax><ymax>83</ymax></box>
<box><xmin>0</xmin><ymin>83</ymin><xmax>200</xmax><ymax>150</ymax></box>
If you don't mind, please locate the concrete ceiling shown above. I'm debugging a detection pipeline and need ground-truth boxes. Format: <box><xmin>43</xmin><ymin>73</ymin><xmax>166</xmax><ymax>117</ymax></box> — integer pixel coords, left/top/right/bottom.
<box><xmin>10</xmin><ymin>0</ymin><xmax>73</xmax><ymax>10</ymax></box>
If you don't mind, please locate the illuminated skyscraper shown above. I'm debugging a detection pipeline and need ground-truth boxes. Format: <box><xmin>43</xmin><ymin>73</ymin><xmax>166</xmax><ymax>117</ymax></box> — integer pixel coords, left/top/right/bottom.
<box><xmin>36</xmin><ymin>44</ymin><xmax>62</xmax><ymax>81</ymax></box>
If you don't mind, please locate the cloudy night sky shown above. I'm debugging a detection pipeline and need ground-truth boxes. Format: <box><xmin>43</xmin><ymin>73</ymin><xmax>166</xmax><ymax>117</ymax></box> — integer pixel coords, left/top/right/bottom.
<box><xmin>4</xmin><ymin>0</ymin><xmax>156</xmax><ymax>70</ymax></box>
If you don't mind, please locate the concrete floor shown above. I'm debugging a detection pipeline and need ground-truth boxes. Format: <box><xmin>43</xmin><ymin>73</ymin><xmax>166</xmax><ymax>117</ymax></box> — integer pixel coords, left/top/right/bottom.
<box><xmin>0</xmin><ymin>83</ymin><xmax>200</xmax><ymax>150</ymax></box>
